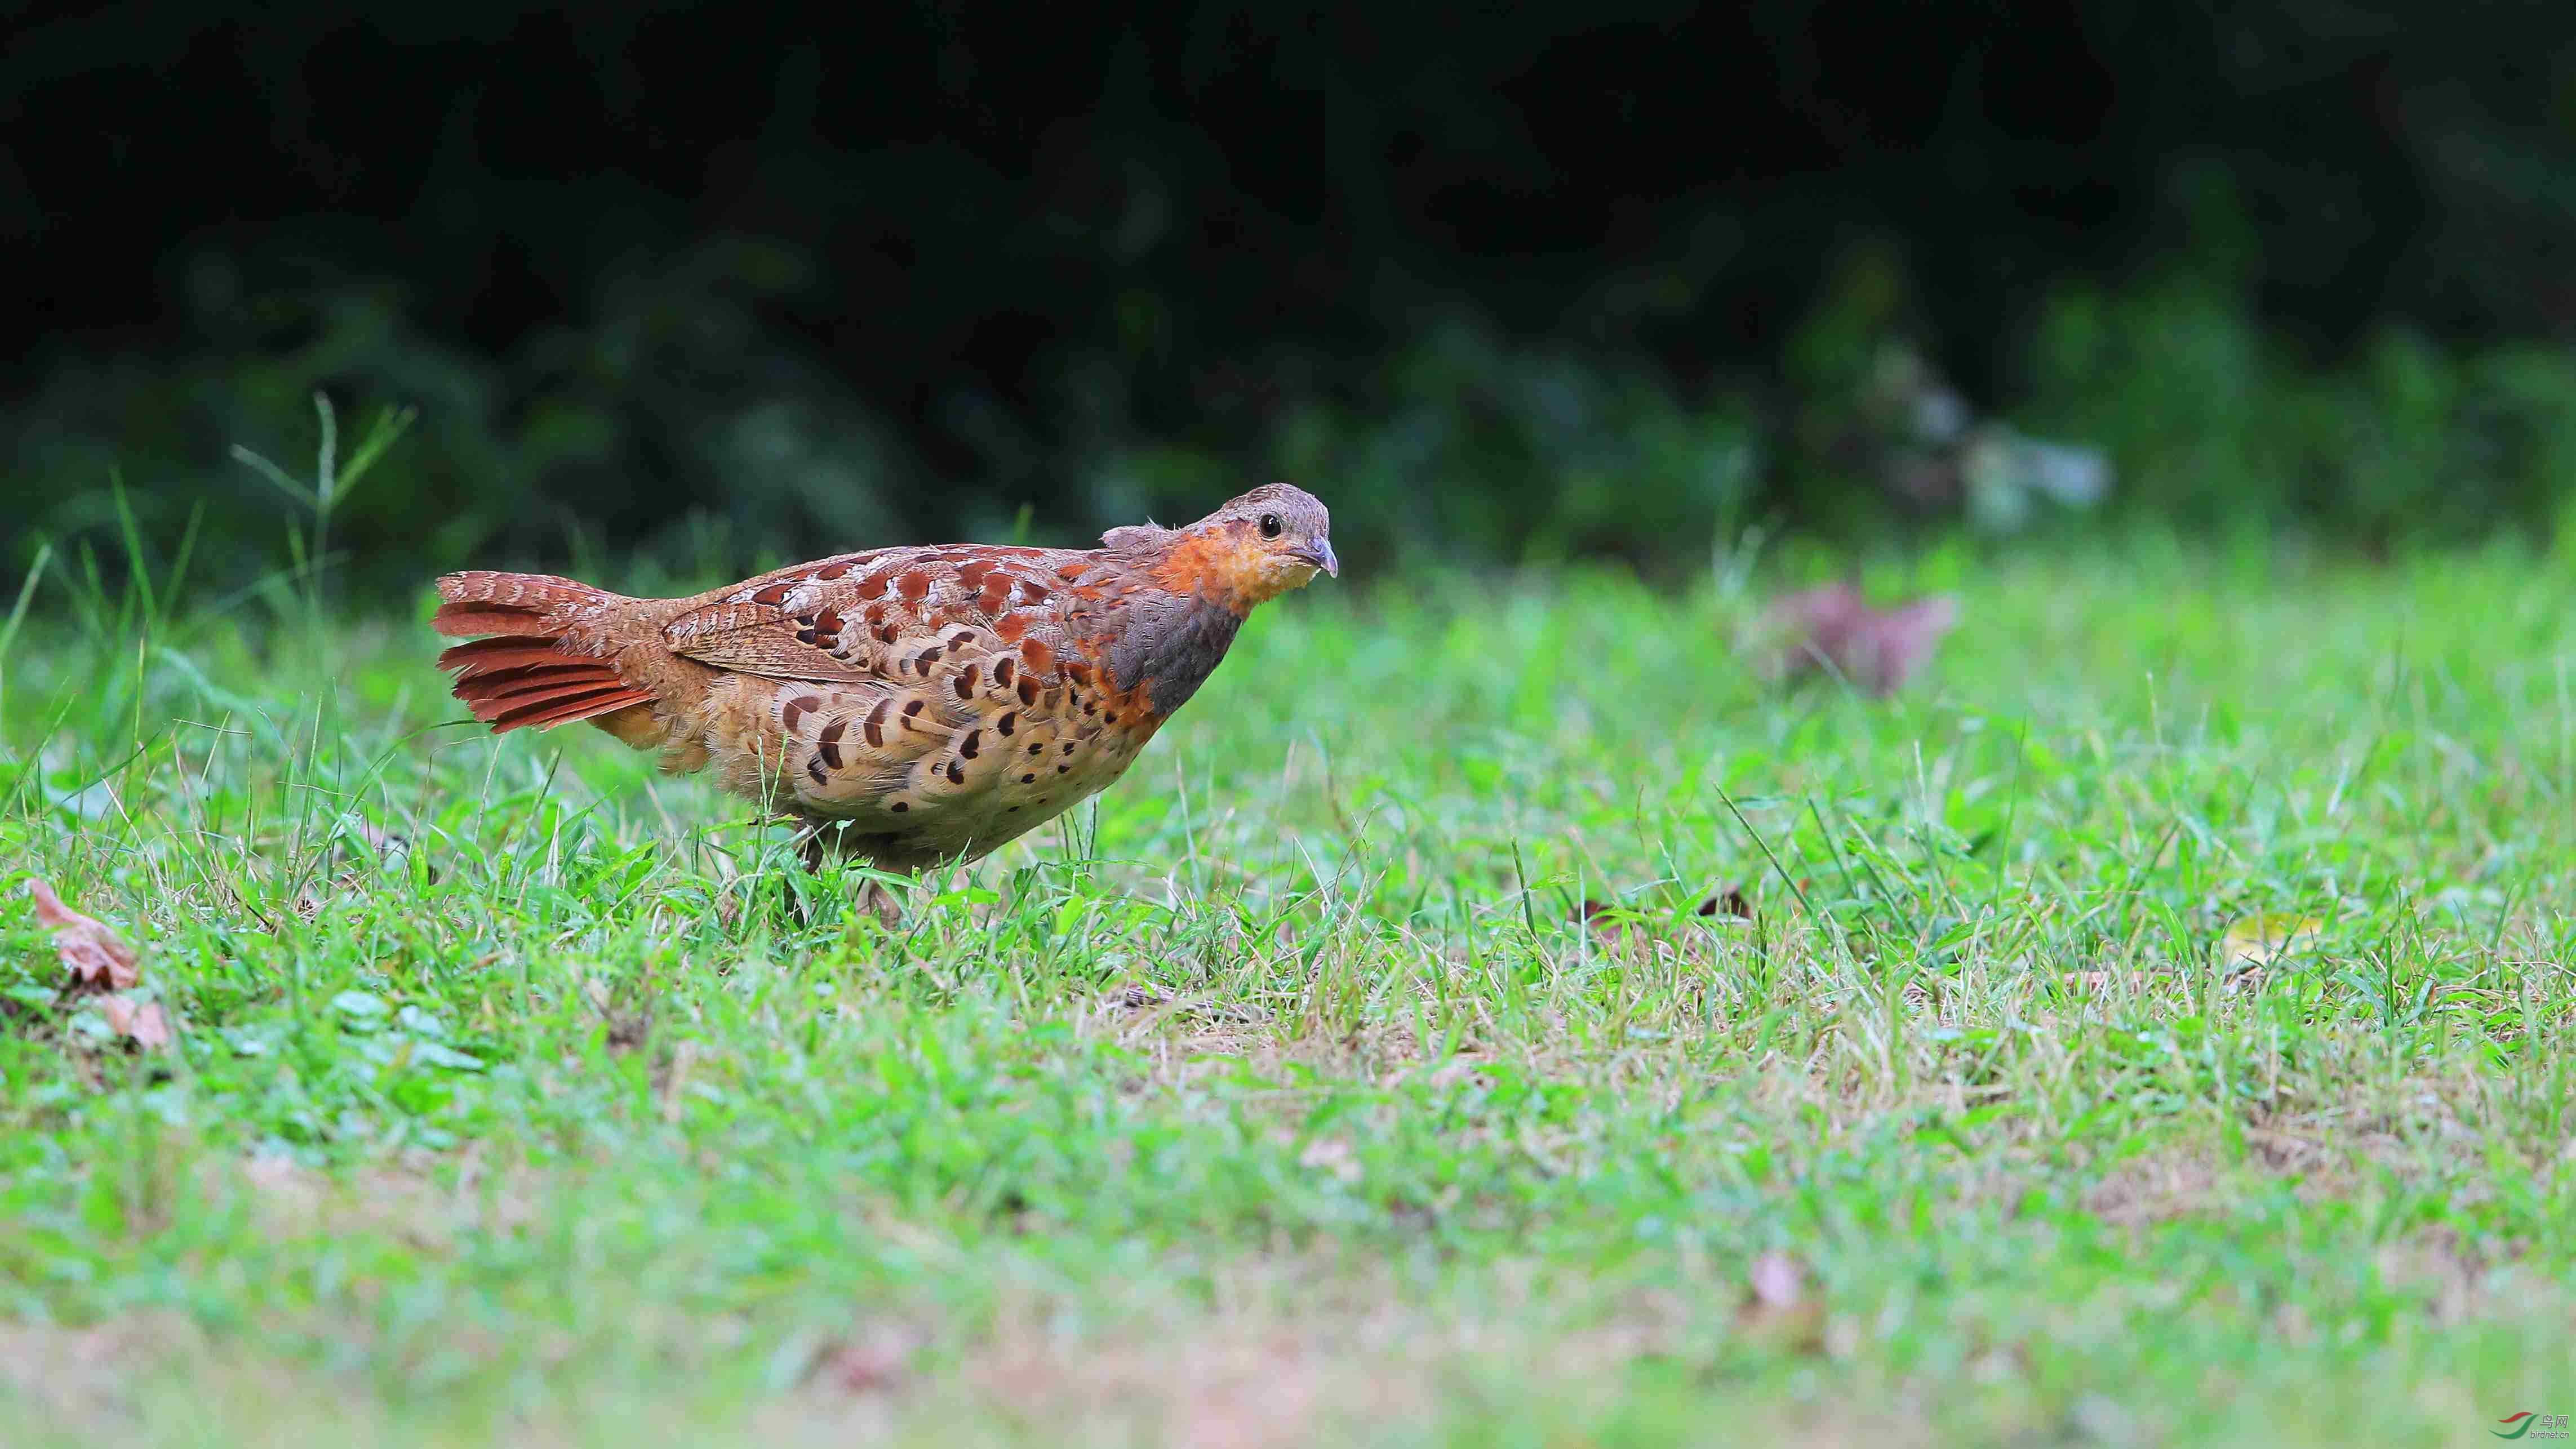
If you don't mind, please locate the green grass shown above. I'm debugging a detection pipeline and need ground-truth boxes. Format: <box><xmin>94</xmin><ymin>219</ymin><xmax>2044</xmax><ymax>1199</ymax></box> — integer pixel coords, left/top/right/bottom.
<box><xmin>4</xmin><ymin>538</ymin><xmax>2574</xmax><ymax>1446</ymax></box>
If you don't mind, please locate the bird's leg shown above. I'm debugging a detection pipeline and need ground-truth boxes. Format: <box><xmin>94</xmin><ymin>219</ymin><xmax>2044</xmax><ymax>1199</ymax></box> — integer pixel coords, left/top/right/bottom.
<box><xmin>854</xmin><ymin>879</ymin><xmax>905</xmax><ymax>930</ymax></box>
<box><xmin>780</xmin><ymin>825</ymin><xmax>838</xmax><ymax>928</ymax></box>
<box><xmin>790</xmin><ymin>823</ymin><xmax>907</xmax><ymax>928</ymax></box>
<box><xmin>778</xmin><ymin>831</ymin><xmax>820</xmax><ymax>928</ymax></box>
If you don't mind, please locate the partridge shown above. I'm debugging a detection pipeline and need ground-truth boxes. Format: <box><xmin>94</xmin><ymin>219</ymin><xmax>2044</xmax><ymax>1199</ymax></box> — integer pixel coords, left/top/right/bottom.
<box><xmin>432</xmin><ymin>485</ymin><xmax>1335</xmax><ymax>913</ymax></box>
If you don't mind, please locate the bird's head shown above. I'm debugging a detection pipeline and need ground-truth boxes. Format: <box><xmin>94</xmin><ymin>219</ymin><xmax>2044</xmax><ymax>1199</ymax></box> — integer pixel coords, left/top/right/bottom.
<box><xmin>1107</xmin><ymin>483</ymin><xmax>1337</xmax><ymax>614</ymax></box>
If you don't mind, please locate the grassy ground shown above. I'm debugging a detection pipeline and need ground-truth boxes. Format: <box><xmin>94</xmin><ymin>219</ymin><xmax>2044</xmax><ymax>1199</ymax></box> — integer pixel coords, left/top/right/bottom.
<box><xmin>4</xmin><ymin>539</ymin><xmax>2574</xmax><ymax>1446</ymax></box>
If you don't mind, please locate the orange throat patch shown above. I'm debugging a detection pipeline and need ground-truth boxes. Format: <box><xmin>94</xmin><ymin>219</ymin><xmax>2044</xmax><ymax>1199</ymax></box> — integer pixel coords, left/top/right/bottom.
<box><xmin>1149</xmin><ymin>532</ymin><xmax>1308</xmax><ymax>614</ymax></box>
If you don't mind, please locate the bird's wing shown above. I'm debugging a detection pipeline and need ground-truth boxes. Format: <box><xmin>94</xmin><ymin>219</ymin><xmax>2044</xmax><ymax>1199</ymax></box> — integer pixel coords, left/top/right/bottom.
<box><xmin>667</xmin><ymin>546</ymin><xmax>1139</xmax><ymax>824</ymax></box>
<box><xmin>660</xmin><ymin>546</ymin><xmax>1086</xmax><ymax>683</ymax></box>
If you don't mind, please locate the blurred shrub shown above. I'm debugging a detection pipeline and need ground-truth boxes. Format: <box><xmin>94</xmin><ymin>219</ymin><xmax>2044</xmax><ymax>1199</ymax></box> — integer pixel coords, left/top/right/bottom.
<box><xmin>2015</xmin><ymin>277</ymin><xmax>2576</xmax><ymax>548</ymax></box>
<box><xmin>8</xmin><ymin>238</ymin><xmax>918</xmax><ymax>598</ymax></box>
<box><xmin>12</xmin><ymin>244</ymin><xmax>2576</xmax><ymax>601</ymax></box>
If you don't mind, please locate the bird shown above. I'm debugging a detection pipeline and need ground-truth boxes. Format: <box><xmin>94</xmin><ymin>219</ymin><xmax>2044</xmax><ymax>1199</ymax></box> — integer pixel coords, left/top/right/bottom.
<box><xmin>431</xmin><ymin>483</ymin><xmax>1336</xmax><ymax>918</ymax></box>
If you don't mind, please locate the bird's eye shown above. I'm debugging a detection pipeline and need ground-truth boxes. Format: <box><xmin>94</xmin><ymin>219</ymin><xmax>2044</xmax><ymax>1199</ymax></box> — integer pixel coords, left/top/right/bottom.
<box><xmin>1259</xmin><ymin>514</ymin><xmax>1283</xmax><ymax>539</ymax></box>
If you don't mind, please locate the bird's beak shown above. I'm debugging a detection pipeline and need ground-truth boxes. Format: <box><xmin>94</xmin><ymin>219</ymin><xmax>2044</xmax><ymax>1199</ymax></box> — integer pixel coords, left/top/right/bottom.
<box><xmin>1293</xmin><ymin>540</ymin><xmax>1340</xmax><ymax>578</ymax></box>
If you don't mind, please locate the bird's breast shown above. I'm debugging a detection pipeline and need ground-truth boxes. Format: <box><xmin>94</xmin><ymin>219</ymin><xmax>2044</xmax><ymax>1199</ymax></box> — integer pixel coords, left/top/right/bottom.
<box><xmin>1096</xmin><ymin>594</ymin><xmax>1243</xmax><ymax>717</ymax></box>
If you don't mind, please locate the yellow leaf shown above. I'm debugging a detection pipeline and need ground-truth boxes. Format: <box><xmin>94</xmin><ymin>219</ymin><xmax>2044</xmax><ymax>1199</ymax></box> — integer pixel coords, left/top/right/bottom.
<box><xmin>2221</xmin><ymin>913</ymin><xmax>2321</xmax><ymax>971</ymax></box>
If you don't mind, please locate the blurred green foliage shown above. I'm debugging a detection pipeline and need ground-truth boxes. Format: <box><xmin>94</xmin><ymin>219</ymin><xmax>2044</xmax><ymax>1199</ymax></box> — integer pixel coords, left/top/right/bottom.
<box><xmin>12</xmin><ymin>237</ymin><xmax>2576</xmax><ymax>597</ymax></box>
<box><xmin>16</xmin><ymin>5</ymin><xmax>2576</xmax><ymax>595</ymax></box>
<box><xmin>2018</xmin><ymin>281</ymin><xmax>2576</xmax><ymax>549</ymax></box>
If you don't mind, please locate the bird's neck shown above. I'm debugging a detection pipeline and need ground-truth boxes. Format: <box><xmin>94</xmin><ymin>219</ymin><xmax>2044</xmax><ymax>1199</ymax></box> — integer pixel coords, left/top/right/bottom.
<box><xmin>1094</xmin><ymin>589</ymin><xmax>1244</xmax><ymax>717</ymax></box>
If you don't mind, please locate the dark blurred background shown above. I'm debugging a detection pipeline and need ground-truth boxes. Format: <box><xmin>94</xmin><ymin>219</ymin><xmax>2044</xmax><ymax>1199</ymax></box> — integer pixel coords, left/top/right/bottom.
<box><xmin>10</xmin><ymin>1</ymin><xmax>2576</xmax><ymax>594</ymax></box>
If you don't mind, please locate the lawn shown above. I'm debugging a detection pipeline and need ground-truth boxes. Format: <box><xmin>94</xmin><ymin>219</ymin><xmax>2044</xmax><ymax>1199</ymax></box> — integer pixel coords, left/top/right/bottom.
<box><xmin>4</xmin><ymin>539</ymin><xmax>2573</xmax><ymax>1446</ymax></box>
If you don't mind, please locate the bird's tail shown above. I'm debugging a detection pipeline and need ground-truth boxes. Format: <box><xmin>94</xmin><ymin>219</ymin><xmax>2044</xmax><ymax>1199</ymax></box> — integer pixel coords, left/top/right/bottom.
<box><xmin>432</xmin><ymin>571</ymin><xmax>658</xmax><ymax>734</ymax></box>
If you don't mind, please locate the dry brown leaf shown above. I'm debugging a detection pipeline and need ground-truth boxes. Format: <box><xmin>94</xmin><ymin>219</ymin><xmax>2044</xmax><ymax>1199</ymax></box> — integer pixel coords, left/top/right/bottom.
<box><xmin>1109</xmin><ymin>984</ymin><xmax>1167</xmax><ymax>1011</ymax></box>
<box><xmin>1748</xmin><ymin>1252</ymin><xmax>1803</xmax><ymax>1309</ymax></box>
<box><xmin>1582</xmin><ymin>890</ymin><xmax>1753</xmax><ymax>943</ymax></box>
<box><xmin>27</xmin><ymin>879</ymin><xmax>140</xmax><ymax>991</ymax></box>
<box><xmin>100</xmin><ymin>995</ymin><xmax>172</xmax><ymax>1050</ymax></box>
<box><xmin>1697</xmin><ymin>887</ymin><xmax>1755</xmax><ymax>921</ymax></box>
<box><xmin>1736</xmin><ymin>1252</ymin><xmax>1827</xmax><ymax>1353</ymax></box>
<box><xmin>1755</xmin><ymin>581</ymin><xmax>1960</xmax><ymax>696</ymax></box>
<box><xmin>603</xmin><ymin>1008</ymin><xmax>652</xmax><ymax>1055</ymax></box>
<box><xmin>25</xmin><ymin>879</ymin><xmax>169</xmax><ymax>1050</ymax></box>
<box><xmin>1576</xmin><ymin>898</ymin><xmax>1623</xmax><ymax>940</ymax></box>
<box><xmin>1575</xmin><ymin>901</ymin><xmax>1662</xmax><ymax>952</ymax></box>
<box><xmin>807</xmin><ymin>1327</ymin><xmax>918</xmax><ymax>1396</ymax></box>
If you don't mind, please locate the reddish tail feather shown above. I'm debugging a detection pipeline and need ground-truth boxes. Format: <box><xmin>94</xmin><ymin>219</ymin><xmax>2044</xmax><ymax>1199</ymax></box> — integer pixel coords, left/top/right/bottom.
<box><xmin>433</xmin><ymin>572</ymin><xmax>654</xmax><ymax>734</ymax></box>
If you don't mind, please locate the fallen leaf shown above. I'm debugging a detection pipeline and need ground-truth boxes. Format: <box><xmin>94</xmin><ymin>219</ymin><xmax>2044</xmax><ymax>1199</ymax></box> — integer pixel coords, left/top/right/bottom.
<box><xmin>1576</xmin><ymin>898</ymin><xmax>1641</xmax><ymax>948</ymax></box>
<box><xmin>26</xmin><ymin>879</ymin><xmax>140</xmax><ymax>990</ymax></box>
<box><xmin>1108</xmin><ymin>984</ymin><xmax>1166</xmax><ymax>1011</ymax></box>
<box><xmin>604</xmin><ymin>1008</ymin><xmax>652</xmax><ymax>1054</ymax></box>
<box><xmin>23</xmin><ymin>879</ymin><xmax>170</xmax><ymax>1050</ymax></box>
<box><xmin>2221</xmin><ymin>913</ymin><xmax>2321</xmax><ymax>973</ymax></box>
<box><xmin>1748</xmin><ymin>1251</ymin><xmax>1803</xmax><ymax>1309</ymax></box>
<box><xmin>1735</xmin><ymin>1252</ymin><xmax>1827</xmax><ymax>1353</ymax></box>
<box><xmin>805</xmin><ymin>1326</ymin><xmax>918</xmax><ymax>1395</ymax></box>
<box><xmin>100</xmin><ymin>995</ymin><xmax>172</xmax><ymax>1050</ymax></box>
<box><xmin>1698</xmin><ymin>887</ymin><xmax>1754</xmax><ymax>920</ymax></box>
<box><xmin>1755</xmin><ymin>582</ymin><xmax>1961</xmax><ymax>696</ymax></box>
